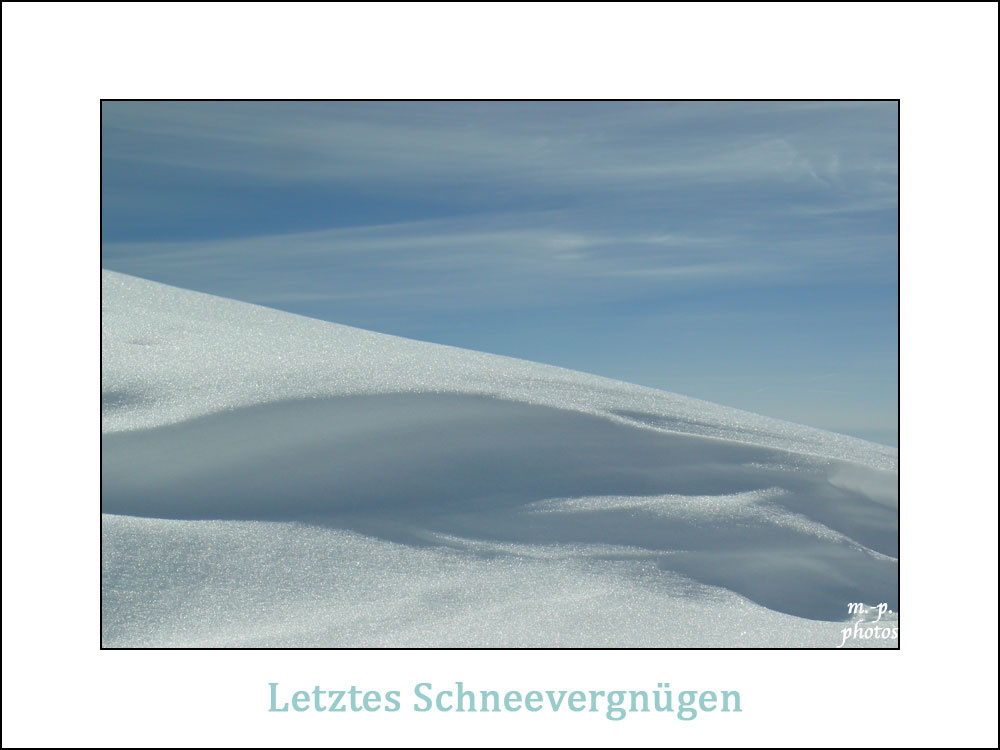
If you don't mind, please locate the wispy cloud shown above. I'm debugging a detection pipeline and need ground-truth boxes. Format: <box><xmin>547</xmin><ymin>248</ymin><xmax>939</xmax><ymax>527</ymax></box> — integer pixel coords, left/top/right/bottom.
<box><xmin>102</xmin><ymin>101</ymin><xmax>897</xmax><ymax>199</ymax></box>
<box><xmin>103</xmin><ymin>208</ymin><xmax>895</xmax><ymax>319</ymax></box>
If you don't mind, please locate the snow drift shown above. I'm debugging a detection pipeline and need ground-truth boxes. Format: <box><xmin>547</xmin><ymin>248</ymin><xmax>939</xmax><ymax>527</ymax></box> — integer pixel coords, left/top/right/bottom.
<box><xmin>101</xmin><ymin>270</ymin><xmax>898</xmax><ymax>647</ymax></box>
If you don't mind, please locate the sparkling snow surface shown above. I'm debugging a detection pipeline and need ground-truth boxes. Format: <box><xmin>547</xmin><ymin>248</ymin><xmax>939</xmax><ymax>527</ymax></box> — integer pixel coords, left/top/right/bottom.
<box><xmin>101</xmin><ymin>270</ymin><xmax>898</xmax><ymax>647</ymax></box>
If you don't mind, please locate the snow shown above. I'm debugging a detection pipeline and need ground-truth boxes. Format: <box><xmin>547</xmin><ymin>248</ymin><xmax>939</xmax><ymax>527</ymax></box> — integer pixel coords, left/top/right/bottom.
<box><xmin>101</xmin><ymin>270</ymin><xmax>898</xmax><ymax>647</ymax></box>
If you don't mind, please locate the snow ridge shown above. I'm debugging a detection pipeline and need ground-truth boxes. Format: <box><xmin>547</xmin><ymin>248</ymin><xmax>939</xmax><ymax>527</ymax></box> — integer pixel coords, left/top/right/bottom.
<box><xmin>101</xmin><ymin>270</ymin><xmax>898</xmax><ymax>647</ymax></box>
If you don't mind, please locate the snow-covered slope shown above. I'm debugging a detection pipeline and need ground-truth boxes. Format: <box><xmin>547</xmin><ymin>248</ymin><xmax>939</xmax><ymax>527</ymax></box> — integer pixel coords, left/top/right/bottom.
<box><xmin>101</xmin><ymin>270</ymin><xmax>898</xmax><ymax>647</ymax></box>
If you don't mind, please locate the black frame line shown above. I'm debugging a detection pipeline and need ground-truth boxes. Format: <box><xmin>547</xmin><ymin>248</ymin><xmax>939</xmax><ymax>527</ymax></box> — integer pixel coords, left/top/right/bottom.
<box><xmin>100</xmin><ymin>98</ymin><xmax>901</xmax><ymax>651</ymax></box>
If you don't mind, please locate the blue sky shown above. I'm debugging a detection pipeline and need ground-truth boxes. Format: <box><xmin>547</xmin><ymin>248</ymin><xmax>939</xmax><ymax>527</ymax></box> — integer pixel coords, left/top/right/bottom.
<box><xmin>101</xmin><ymin>101</ymin><xmax>898</xmax><ymax>445</ymax></box>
